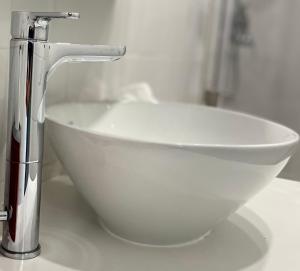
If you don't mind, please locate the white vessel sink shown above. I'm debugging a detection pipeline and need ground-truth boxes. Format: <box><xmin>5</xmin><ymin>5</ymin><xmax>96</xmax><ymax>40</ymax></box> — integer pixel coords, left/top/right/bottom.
<box><xmin>46</xmin><ymin>102</ymin><xmax>299</xmax><ymax>246</ymax></box>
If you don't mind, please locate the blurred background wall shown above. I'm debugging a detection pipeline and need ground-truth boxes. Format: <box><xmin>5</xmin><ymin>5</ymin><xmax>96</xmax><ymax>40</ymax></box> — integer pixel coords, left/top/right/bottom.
<box><xmin>0</xmin><ymin>0</ymin><xmax>299</xmax><ymax>181</ymax></box>
<box><xmin>216</xmin><ymin>0</ymin><xmax>300</xmax><ymax>180</ymax></box>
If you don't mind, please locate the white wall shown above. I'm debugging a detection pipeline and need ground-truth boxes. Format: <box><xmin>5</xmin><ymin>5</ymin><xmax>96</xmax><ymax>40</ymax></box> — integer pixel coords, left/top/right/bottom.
<box><xmin>46</xmin><ymin>0</ymin><xmax>207</xmax><ymax>105</ymax></box>
<box><xmin>0</xmin><ymin>0</ymin><xmax>207</xmax><ymax>181</ymax></box>
<box><xmin>100</xmin><ymin>1</ymin><xmax>207</xmax><ymax>103</ymax></box>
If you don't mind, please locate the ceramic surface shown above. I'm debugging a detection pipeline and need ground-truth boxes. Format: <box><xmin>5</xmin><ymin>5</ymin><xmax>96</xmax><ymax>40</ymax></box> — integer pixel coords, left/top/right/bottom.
<box><xmin>1</xmin><ymin>176</ymin><xmax>300</xmax><ymax>271</ymax></box>
<box><xmin>46</xmin><ymin>102</ymin><xmax>299</xmax><ymax>245</ymax></box>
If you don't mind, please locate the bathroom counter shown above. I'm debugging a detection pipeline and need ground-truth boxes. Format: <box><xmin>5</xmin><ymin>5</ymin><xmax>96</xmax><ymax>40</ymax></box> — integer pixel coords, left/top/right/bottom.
<box><xmin>0</xmin><ymin>176</ymin><xmax>299</xmax><ymax>271</ymax></box>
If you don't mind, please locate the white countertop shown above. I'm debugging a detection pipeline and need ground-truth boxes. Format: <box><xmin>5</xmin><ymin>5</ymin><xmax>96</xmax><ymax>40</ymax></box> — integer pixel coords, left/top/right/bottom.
<box><xmin>0</xmin><ymin>176</ymin><xmax>299</xmax><ymax>271</ymax></box>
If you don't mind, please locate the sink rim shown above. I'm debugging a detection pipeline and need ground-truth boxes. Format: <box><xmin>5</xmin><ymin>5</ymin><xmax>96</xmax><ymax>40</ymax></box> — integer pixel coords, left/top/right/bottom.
<box><xmin>46</xmin><ymin>101</ymin><xmax>299</xmax><ymax>150</ymax></box>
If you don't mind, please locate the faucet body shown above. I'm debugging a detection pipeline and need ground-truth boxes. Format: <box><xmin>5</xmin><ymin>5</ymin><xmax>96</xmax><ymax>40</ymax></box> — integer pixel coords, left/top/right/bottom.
<box><xmin>0</xmin><ymin>11</ymin><xmax>125</xmax><ymax>259</ymax></box>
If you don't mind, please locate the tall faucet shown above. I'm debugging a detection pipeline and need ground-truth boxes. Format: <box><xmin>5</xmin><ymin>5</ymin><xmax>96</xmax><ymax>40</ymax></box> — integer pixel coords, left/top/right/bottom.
<box><xmin>0</xmin><ymin>11</ymin><xmax>126</xmax><ymax>260</ymax></box>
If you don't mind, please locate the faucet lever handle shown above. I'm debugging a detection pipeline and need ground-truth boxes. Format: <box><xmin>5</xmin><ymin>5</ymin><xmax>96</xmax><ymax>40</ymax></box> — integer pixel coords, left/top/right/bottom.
<box><xmin>11</xmin><ymin>11</ymin><xmax>80</xmax><ymax>41</ymax></box>
<box><xmin>30</xmin><ymin>12</ymin><xmax>80</xmax><ymax>20</ymax></box>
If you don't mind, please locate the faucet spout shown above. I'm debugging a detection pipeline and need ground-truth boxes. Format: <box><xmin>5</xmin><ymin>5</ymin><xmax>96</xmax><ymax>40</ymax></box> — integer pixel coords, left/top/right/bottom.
<box><xmin>48</xmin><ymin>43</ymin><xmax>126</xmax><ymax>76</ymax></box>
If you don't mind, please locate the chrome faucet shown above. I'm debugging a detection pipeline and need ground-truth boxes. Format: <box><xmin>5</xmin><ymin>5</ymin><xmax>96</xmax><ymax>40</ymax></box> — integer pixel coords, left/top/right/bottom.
<box><xmin>0</xmin><ymin>11</ymin><xmax>126</xmax><ymax>260</ymax></box>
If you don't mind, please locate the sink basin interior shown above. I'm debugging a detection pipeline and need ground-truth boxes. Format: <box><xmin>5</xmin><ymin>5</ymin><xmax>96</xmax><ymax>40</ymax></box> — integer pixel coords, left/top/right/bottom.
<box><xmin>47</xmin><ymin>102</ymin><xmax>298</xmax><ymax>147</ymax></box>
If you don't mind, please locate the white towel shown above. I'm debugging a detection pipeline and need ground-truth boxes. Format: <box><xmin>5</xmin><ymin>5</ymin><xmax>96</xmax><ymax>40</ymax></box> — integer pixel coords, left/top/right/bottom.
<box><xmin>117</xmin><ymin>82</ymin><xmax>158</xmax><ymax>104</ymax></box>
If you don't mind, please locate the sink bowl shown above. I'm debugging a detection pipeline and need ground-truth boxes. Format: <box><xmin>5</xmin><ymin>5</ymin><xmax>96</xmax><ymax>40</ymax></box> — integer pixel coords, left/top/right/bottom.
<box><xmin>46</xmin><ymin>102</ymin><xmax>299</xmax><ymax>246</ymax></box>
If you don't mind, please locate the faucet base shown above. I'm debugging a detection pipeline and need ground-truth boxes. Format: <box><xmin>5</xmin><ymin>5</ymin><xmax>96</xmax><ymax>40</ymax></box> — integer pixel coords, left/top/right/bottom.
<box><xmin>0</xmin><ymin>244</ymin><xmax>41</xmax><ymax>260</ymax></box>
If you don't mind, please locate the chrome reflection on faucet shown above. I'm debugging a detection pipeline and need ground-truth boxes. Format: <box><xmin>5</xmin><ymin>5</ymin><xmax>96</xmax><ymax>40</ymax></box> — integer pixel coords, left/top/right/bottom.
<box><xmin>0</xmin><ymin>11</ymin><xmax>126</xmax><ymax>260</ymax></box>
